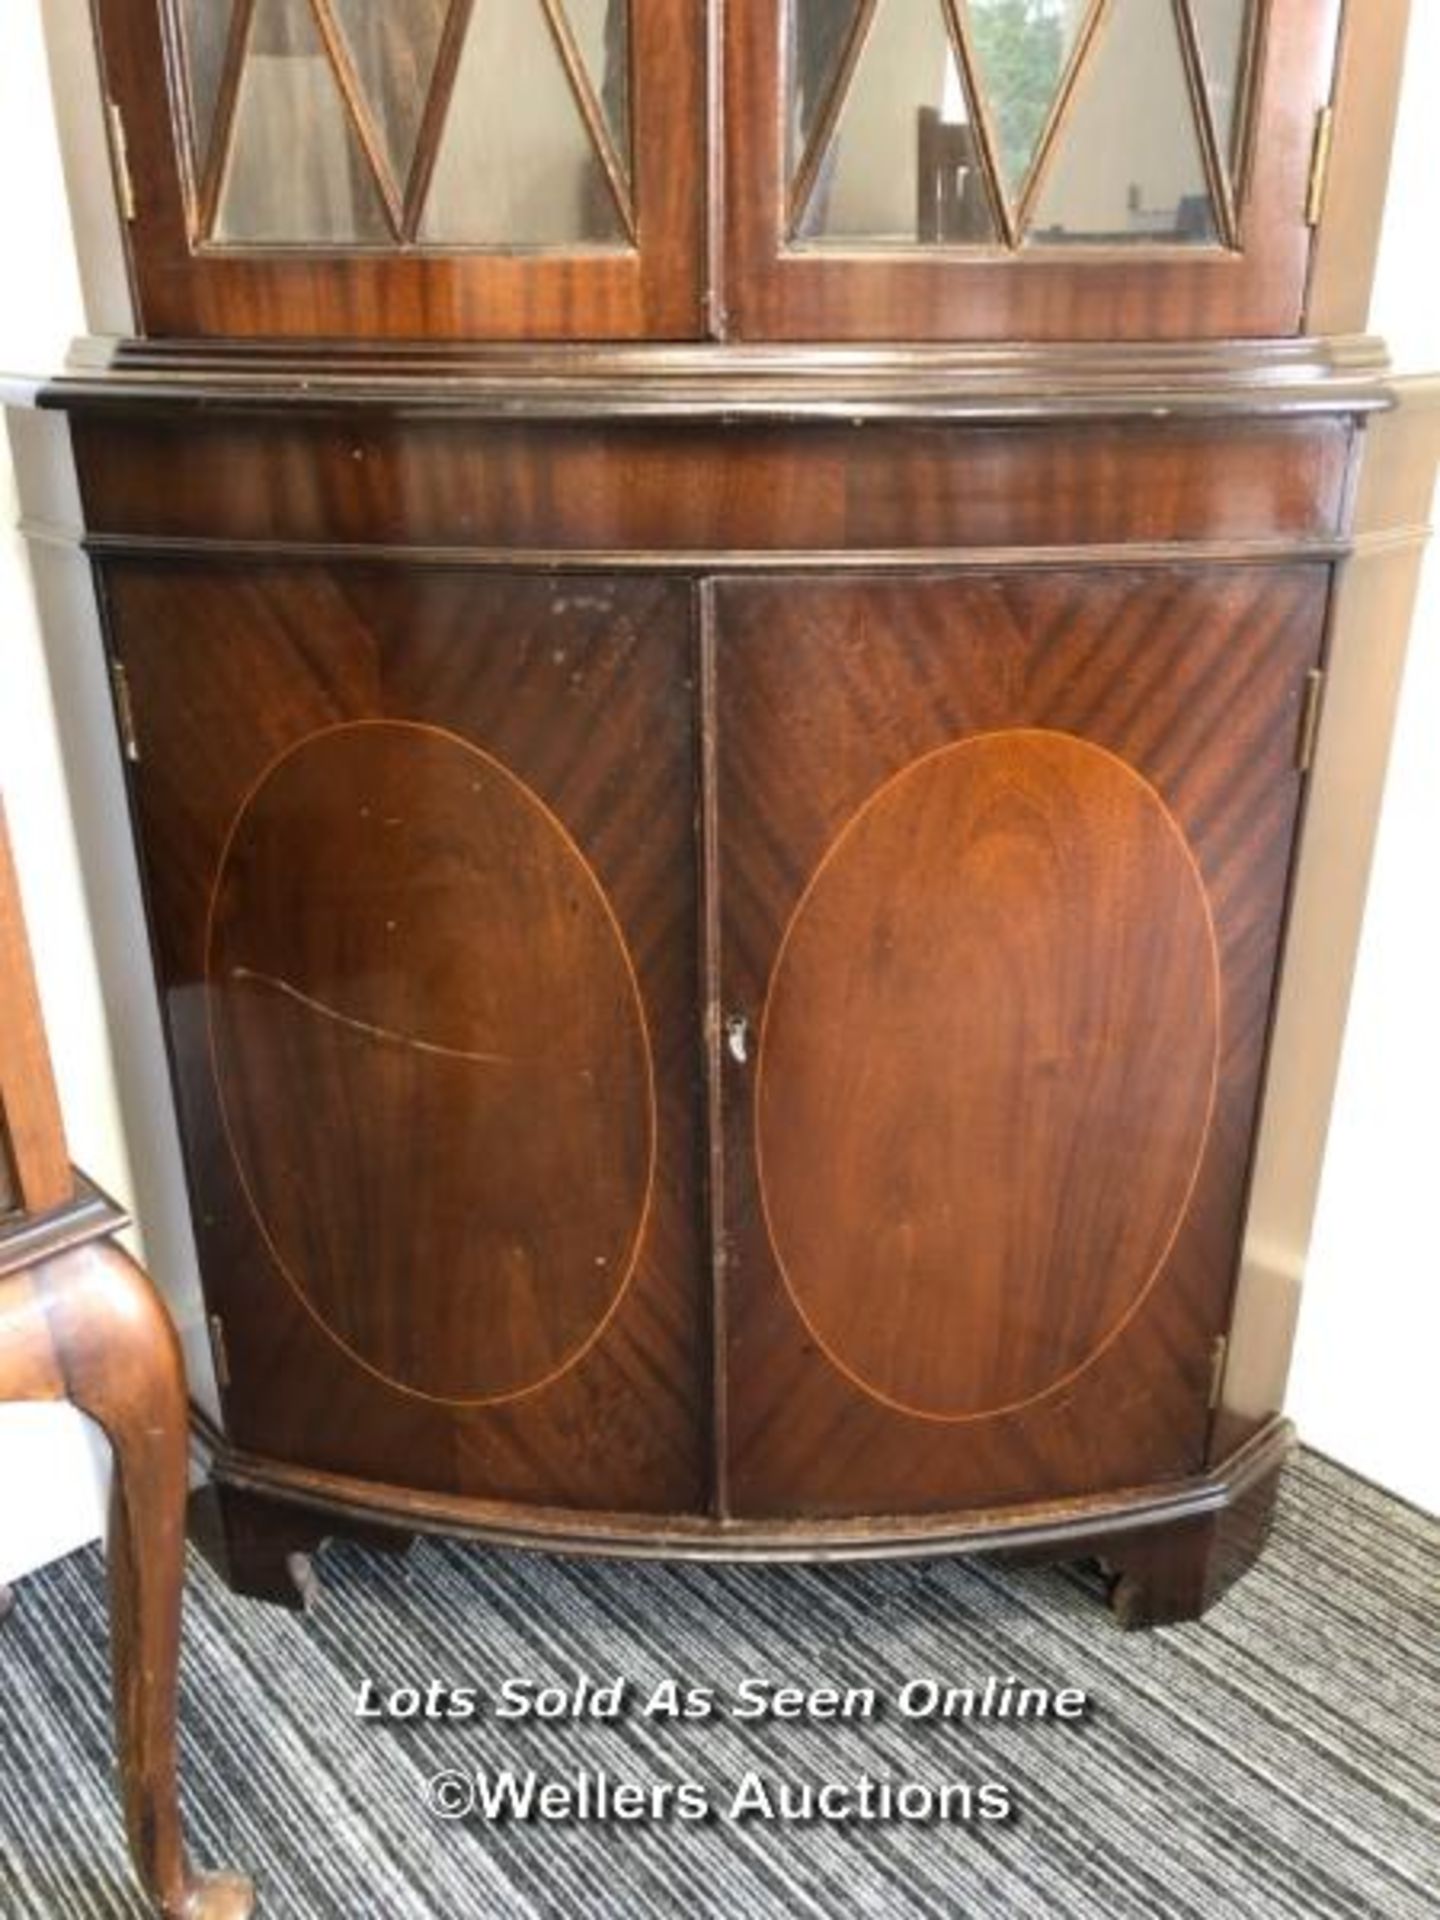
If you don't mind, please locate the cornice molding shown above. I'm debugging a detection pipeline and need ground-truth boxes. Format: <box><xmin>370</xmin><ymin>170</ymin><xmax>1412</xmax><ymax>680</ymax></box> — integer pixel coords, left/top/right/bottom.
<box><xmin>4</xmin><ymin>332</ymin><xmax>1411</xmax><ymax>424</ymax></box>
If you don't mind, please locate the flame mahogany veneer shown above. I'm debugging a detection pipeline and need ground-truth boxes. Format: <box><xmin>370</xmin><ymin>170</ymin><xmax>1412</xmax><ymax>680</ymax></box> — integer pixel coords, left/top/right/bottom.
<box><xmin>69</xmin><ymin>421</ymin><xmax>1342</xmax><ymax>1629</ymax></box>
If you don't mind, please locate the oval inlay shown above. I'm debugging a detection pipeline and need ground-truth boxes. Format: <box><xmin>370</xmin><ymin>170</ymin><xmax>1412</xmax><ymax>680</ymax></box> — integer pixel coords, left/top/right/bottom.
<box><xmin>757</xmin><ymin>729</ymin><xmax>1219</xmax><ymax>1422</ymax></box>
<box><xmin>207</xmin><ymin>720</ymin><xmax>653</xmax><ymax>1404</ymax></box>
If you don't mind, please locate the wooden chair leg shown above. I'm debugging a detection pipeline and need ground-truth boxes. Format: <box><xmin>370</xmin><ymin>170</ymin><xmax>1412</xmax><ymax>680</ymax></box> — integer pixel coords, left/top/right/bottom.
<box><xmin>32</xmin><ymin>1240</ymin><xmax>253</xmax><ymax>1919</ymax></box>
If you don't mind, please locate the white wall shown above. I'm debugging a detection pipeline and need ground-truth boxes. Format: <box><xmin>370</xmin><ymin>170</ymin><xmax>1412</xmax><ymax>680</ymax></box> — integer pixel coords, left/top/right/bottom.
<box><xmin>1286</xmin><ymin>1</ymin><xmax>1440</xmax><ymax>1511</ymax></box>
<box><xmin>0</xmin><ymin>0</ymin><xmax>122</xmax><ymax>1583</ymax></box>
<box><xmin>0</xmin><ymin>7</ymin><xmax>1435</xmax><ymax>1588</ymax></box>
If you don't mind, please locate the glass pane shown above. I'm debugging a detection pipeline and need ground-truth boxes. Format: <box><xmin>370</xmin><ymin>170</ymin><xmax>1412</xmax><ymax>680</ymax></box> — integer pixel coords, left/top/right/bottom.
<box><xmin>788</xmin><ymin>0</ymin><xmax>861</xmax><ymax>181</ymax></box>
<box><xmin>562</xmin><ymin>0</ymin><xmax>632</xmax><ymax>180</ymax></box>
<box><xmin>329</xmin><ymin>0</ymin><xmax>450</xmax><ymax>192</ymax></box>
<box><xmin>419</xmin><ymin>0</ymin><xmax>624</xmax><ymax>244</ymax></box>
<box><xmin>215</xmin><ymin>0</ymin><xmax>390</xmax><ymax>243</ymax></box>
<box><xmin>961</xmin><ymin>0</ymin><xmax>1089</xmax><ymax>201</ymax></box>
<box><xmin>795</xmin><ymin>0</ymin><xmax>999</xmax><ymax>246</ymax></box>
<box><xmin>1026</xmin><ymin>0</ymin><xmax>1217</xmax><ymax>245</ymax></box>
<box><xmin>1191</xmin><ymin>0</ymin><xmax>1255</xmax><ymax>174</ymax></box>
<box><xmin>177</xmin><ymin>0</ymin><xmax>235</xmax><ymax>176</ymax></box>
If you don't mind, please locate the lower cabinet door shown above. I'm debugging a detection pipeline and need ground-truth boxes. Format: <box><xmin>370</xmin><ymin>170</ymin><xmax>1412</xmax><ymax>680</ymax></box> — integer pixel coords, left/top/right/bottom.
<box><xmin>715</xmin><ymin>568</ymin><xmax>1330</xmax><ymax>1517</ymax></box>
<box><xmin>106</xmin><ymin>563</ymin><xmax>706</xmax><ymax>1514</ymax></box>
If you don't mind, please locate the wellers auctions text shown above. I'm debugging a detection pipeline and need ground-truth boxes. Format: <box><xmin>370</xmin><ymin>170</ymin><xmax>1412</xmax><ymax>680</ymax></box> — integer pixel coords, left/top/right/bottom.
<box><xmin>424</xmin><ymin>1767</ymin><xmax>1015</xmax><ymax>1827</ymax></box>
<box><xmin>369</xmin><ymin>1676</ymin><xmax>1085</xmax><ymax>1827</ymax></box>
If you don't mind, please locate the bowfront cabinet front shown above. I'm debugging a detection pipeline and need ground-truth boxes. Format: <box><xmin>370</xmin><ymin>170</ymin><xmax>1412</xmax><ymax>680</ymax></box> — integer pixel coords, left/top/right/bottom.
<box><xmin>18</xmin><ymin>0</ymin><xmax>1435</xmax><ymax>1624</ymax></box>
<box><xmin>102</xmin><ymin>541</ymin><xmax>1329</xmax><ymax>1536</ymax></box>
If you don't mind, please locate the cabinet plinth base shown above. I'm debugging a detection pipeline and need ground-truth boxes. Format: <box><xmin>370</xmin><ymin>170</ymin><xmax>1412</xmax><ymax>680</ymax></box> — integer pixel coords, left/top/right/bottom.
<box><xmin>1101</xmin><ymin>1447</ymin><xmax>1286</xmax><ymax>1628</ymax></box>
<box><xmin>189</xmin><ymin>1484</ymin><xmax>414</xmax><ymax>1613</ymax></box>
<box><xmin>193</xmin><ymin>1418</ymin><xmax>1293</xmax><ymax>1629</ymax></box>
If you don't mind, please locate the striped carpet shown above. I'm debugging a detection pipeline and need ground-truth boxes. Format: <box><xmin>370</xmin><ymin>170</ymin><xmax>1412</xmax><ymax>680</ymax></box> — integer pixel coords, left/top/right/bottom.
<box><xmin>0</xmin><ymin>1450</ymin><xmax>1436</xmax><ymax>1918</ymax></box>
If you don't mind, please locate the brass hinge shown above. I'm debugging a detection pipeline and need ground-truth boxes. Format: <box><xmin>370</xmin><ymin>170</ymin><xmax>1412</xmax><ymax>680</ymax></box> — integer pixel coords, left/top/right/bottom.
<box><xmin>1296</xmin><ymin>666</ymin><xmax>1326</xmax><ymax>773</ymax></box>
<box><xmin>208</xmin><ymin>1314</ymin><xmax>232</xmax><ymax>1391</ymax></box>
<box><xmin>1306</xmin><ymin>104</ymin><xmax>1334</xmax><ymax>227</ymax></box>
<box><xmin>109</xmin><ymin>658</ymin><xmax>140</xmax><ymax>762</ymax></box>
<box><xmin>1207</xmin><ymin>1334</ymin><xmax>1229</xmax><ymax>1411</ymax></box>
<box><xmin>106</xmin><ymin>99</ymin><xmax>136</xmax><ymax>222</ymax></box>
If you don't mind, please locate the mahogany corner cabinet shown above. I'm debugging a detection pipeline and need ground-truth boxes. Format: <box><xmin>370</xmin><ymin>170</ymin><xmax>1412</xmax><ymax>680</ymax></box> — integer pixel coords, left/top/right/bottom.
<box><xmin>10</xmin><ymin>0</ymin><xmax>1437</xmax><ymax>1629</ymax></box>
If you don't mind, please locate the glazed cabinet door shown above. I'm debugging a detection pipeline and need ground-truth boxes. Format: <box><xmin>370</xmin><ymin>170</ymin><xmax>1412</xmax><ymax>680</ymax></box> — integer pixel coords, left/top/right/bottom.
<box><xmin>727</xmin><ymin>0</ymin><xmax>1340</xmax><ymax>338</ymax></box>
<box><xmin>715</xmin><ymin>568</ymin><xmax>1328</xmax><ymax>1516</ymax></box>
<box><xmin>94</xmin><ymin>1</ymin><xmax>703</xmax><ymax>337</ymax></box>
<box><xmin>104</xmin><ymin>564</ymin><xmax>706</xmax><ymax>1514</ymax></box>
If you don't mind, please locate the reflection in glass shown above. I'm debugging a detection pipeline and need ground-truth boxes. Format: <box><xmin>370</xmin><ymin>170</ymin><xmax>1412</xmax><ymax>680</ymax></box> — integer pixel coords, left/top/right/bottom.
<box><xmin>788</xmin><ymin>0</ymin><xmax>860</xmax><ymax>181</ymax></box>
<box><xmin>1027</xmin><ymin>0</ymin><xmax>1218</xmax><ymax>244</ymax></box>
<box><xmin>215</xmin><ymin>0</ymin><xmax>390</xmax><ymax>243</ymax></box>
<box><xmin>566</xmin><ymin>0</ymin><xmax>632</xmax><ymax>180</ymax></box>
<box><xmin>960</xmin><ymin>0</ymin><xmax>1088</xmax><ymax>201</ymax></box>
<box><xmin>419</xmin><ymin>0</ymin><xmax>626</xmax><ymax>243</ymax></box>
<box><xmin>178</xmin><ymin>0</ymin><xmax>234</xmax><ymax>177</ymax></box>
<box><xmin>329</xmin><ymin>0</ymin><xmax>450</xmax><ymax>192</ymax></box>
<box><xmin>793</xmin><ymin>0</ymin><xmax>998</xmax><ymax>245</ymax></box>
<box><xmin>1190</xmin><ymin>0</ymin><xmax>1255</xmax><ymax>175</ymax></box>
